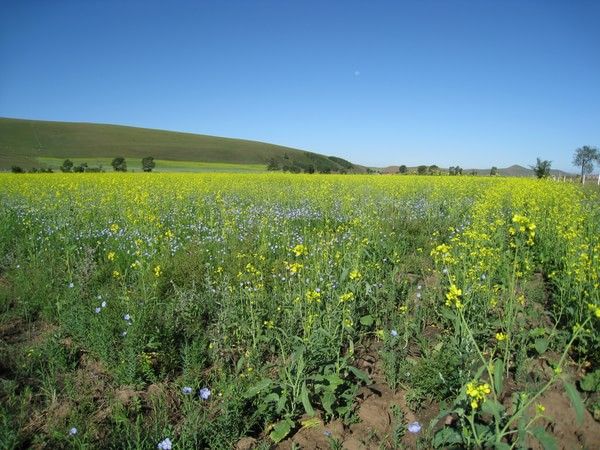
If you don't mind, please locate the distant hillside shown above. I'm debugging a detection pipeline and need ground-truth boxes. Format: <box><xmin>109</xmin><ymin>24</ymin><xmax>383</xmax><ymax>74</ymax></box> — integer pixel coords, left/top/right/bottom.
<box><xmin>381</xmin><ymin>164</ymin><xmax>573</xmax><ymax>177</ymax></box>
<box><xmin>0</xmin><ymin>117</ymin><xmax>358</xmax><ymax>172</ymax></box>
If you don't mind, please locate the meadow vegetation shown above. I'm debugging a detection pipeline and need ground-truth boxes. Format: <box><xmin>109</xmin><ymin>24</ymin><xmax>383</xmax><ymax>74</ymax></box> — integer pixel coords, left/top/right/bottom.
<box><xmin>0</xmin><ymin>173</ymin><xmax>599</xmax><ymax>449</ymax></box>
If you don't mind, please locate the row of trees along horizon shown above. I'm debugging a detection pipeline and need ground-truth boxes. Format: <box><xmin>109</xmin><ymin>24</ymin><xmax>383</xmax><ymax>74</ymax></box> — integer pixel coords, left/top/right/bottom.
<box><xmin>9</xmin><ymin>146</ymin><xmax>600</xmax><ymax>181</ymax></box>
<box><xmin>11</xmin><ymin>157</ymin><xmax>155</xmax><ymax>174</ymax></box>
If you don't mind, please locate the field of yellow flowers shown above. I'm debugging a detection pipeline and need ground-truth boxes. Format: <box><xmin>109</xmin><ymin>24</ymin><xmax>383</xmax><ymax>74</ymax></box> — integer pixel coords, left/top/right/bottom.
<box><xmin>0</xmin><ymin>173</ymin><xmax>599</xmax><ymax>449</ymax></box>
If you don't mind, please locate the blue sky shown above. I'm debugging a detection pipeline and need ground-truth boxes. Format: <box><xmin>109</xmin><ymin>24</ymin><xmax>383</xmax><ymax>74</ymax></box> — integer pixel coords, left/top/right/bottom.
<box><xmin>1</xmin><ymin>1</ymin><xmax>599</xmax><ymax>171</ymax></box>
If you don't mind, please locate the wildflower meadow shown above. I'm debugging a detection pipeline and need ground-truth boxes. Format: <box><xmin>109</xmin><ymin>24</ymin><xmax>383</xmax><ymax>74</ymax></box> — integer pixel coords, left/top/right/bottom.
<box><xmin>1</xmin><ymin>173</ymin><xmax>599</xmax><ymax>449</ymax></box>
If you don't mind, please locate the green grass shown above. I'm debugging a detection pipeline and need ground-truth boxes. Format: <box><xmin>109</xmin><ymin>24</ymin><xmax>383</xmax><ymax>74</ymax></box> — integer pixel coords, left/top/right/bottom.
<box><xmin>0</xmin><ymin>117</ymin><xmax>355</xmax><ymax>172</ymax></box>
<box><xmin>35</xmin><ymin>157</ymin><xmax>267</xmax><ymax>173</ymax></box>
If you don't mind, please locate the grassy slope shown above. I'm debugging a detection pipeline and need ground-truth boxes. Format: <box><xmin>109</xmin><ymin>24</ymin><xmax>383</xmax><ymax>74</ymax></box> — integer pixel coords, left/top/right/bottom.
<box><xmin>0</xmin><ymin>117</ymin><xmax>351</xmax><ymax>171</ymax></box>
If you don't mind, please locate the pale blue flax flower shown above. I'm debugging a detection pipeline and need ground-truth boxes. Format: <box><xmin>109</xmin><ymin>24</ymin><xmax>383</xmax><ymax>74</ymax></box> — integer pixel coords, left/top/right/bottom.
<box><xmin>199</xmin><ymin>387</ymin><xmax>211</xmax><ymax>400</ymax></box>
<box><xmin>408</xmin><ymin>421</ymin><xmax>422</xmax><ymax>433</ymax></box>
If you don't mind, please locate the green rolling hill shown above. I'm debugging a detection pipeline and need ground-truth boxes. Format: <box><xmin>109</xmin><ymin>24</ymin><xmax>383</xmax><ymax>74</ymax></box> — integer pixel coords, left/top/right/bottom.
<box><xmin>0</xmin><ymin>117</ymin><xmax>357</xmax><ymax>172</ymax></box>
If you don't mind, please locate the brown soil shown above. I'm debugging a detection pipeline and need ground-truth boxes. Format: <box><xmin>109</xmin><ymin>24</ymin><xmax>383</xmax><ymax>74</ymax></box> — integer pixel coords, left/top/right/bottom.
<box><xmin>528</xmin><ymin>388</ymin><xmax>600</xmax><ymax>450</ymax></box>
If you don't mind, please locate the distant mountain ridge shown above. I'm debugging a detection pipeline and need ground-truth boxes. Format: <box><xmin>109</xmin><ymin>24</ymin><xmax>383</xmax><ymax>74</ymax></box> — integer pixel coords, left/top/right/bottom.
<box><xmin>380</xmin><ymin>164</ymin><xmax>573</xmax><ymax>177</ymax></box>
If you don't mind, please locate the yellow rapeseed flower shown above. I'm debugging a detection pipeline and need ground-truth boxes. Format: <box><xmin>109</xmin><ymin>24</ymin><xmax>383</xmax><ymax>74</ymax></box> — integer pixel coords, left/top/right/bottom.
<box><xmin>349</xmin><ymin>269</ymin><xmax>362</xmax><ymax>280</ymax></box>
<box><xmin>495</xmin><ymin>332</ymin><xmax>508</xmax><ymax>342</ymax></box>
<box><xmin>293</xmin><ymin>244</ymin><xmax>307</xmax><ymax>257</ymax></box>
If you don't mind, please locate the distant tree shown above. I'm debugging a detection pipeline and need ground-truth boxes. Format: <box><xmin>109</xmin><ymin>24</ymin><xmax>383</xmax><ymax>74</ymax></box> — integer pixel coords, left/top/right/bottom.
<box><xmin>531</xmin><ymin>157</ymin><xmax>552</xmax><ymax>179</ymax></box>
<box><xmin>428</xmin><ymin>165</ymin><xmax>439</xmax><ymax>175</ymax></box>
<box><xmin>11</xmin><ymin>165</ymin><xmax>24</xmax><ymax>173</ymax></box>
<box><xmin>304</xmin><ymin>164</ymin><xmax>315</xmax><ymax>174</ymax></box>
<box><xmin>398</xmin><ymin>165</ymin><xmax>407</xmax><ymax>174</ymax></box>
<box><xmin>73</xmin><ymin>162</ymin><xmax>88</xmax><ymax>173</ymax></box>
<box><xmin>111</xmin><ymin>157</ymin><xmax>127</xmax><ymax>172</ymax></box>
<box><xmin>266</xmin><ymin>158</ymin><xmax>279</xmax><ymax>171</ymax></box>
<box><xmin>60</xmin><ymin>159</ymin><xmax>74</xmax><ymax>172</ymax></box>
<box><xmin>490</xmin><ymin>166</ymin><xmax>498</xmax><ymax>176</ymax></box>
<box><xmin>142</xmin><ymin>156</ymin><xmax>156</xmax><ymax>172</ymax></box>
<box><xmin>572</xmin><ymin>145</ymin><xmax>599</xmax><ymax>182</ymax></box>
<box><xmin>318</xmin><ymin>167</ymin><xmax>331</xmax><ymax>174</ymax></box>
<box><xmin>470</xmin><ymin>169</ymin><xmax>478</xmax><ymax>176</ymax></box>
<box><xmin>417</xmin><ymin>165</ymin><xmax>427</xmax><ymax>175</ymax></box>
<box><xmin>449</xmin><ymin>166</ymin><xmax>463</xmax><ymax>176</ymax></box>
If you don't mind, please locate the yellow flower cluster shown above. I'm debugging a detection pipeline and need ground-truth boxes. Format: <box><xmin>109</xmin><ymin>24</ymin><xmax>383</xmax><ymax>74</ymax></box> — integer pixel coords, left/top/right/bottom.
<box><xmin>510</xmin><ymin>214</ymin><xmax>536</xmax><ymax>246</ymax></box>
<box><xmin>495</xmin><ymin>332</ymin><xmax>507</xmax><ymax>342</ymax></box>
<box><xmin>339</xmin><ymin>292</ymin><xmax>354</xmax><ymax>303</ymax></box>
<box><xmin>349</xmin><ymin>269</ymin><xmax>362</xmax><ymax>280</ymax></box>
<box><xmin>445</xmin><ymin>284</ymin><xmax>463</xmax><ymax>309</ymax></box>
<box><xmin>305</xmin><ymin>290</ymin><xmax>321</xmax><ymax>303</ymax></box>
<box><xmin>588</xmin><ymin>303</ymin><xmax>600</xmax><ymax>319</ymax></box>
<box><xmin>466</xmin><ymin>381</ymin><xmax>491</xmax><ymax>409</ymax></box>
<box><xmin>285</xmin><ymin>261</ymin><xmax>303</xmax><ymax>274</ymax></box>
<box><xmin>292</xmin><ymin>244</ymin><xmax>307</xmax><ymax>257</ymax></box>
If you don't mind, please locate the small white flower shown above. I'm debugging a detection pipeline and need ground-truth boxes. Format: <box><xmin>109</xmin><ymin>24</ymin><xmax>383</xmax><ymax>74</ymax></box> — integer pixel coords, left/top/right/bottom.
<box><xmin>408</xmin><ymin>421</ymin><xmax>422</xmax><ymax>433</ymax></box>
<box><xmin>157</xmin><ymin>437</ymin><xmax>172</xmax><ymax>450</ymax></box>
<box><xmin>69</xmin><ymin>427</ymin><xmax>78</xmax><ymax>436</ymax></box>
<box><xmin>199</xmin><ymin>387</ymin><xmax>211</xmax><ymax>400</ymax></box>
<box><xmin>101</xmin><ymin>301</ymin><xmax>107</xmax><ymax>308</ymax></box>
<box><xmin>390</xmin><ymin>329</ymin><xmax>399</xmax><ymax>337</ymax></box>
<box><xmin>68</xmin><ymin>282</ymin><xmax>74</xmax><ymax>288</ymax></box>
<box><xmin>124</xmin><ymin>314</ymin><xmax>131</xmax><ymax>321</ymax></box>
<box><xmin>95</xmin><ymin>307</ymin><xmax>101</xmax><ymax>314</ymax></box>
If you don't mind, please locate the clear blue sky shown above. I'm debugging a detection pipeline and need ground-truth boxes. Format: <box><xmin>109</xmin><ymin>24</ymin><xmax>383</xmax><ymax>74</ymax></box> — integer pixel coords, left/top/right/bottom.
<box><xmin>1</xmin><ymin>0</ymin><xmax>599</xmax><ymax>171</ymax></box>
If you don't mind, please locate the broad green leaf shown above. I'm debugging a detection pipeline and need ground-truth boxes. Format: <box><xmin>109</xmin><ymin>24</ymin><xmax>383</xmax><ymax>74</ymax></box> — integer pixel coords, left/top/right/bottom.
<box><xmin>348</xmin><ymin>365</ymin><xmax>370</xmax><ymax>384</ymax></box>
<box><xmin>481</xmin><ymin>398</ymin><xmax>504</xmax><ymax>418</ymax></box>
<box><xmin>530</xmin><ymin>426</ymin><xmax>558</xmax><ymax>450</ymax></box>
<box><xmin>322</xmin><ymin>390</ymin><xmax>335</xmax><ymax>416</ymax></box>
<box><xmin>276</xmin><ymin>391</ymin><xmax>287</xmax><ymax>414</ymax></box>
<box><xmin>474</xmin><ymin>422</ymin><xmax>495</xmax><ymax>443</ymax></box>
<box><xmin>564</xmin><ymin>382</ymin><xmax>585</xmax><ymax>425</ymax></box>
<box><xmin>270</xmin><ymin>418</ymin><xmax>294</xmax><ymax>443</ymax></box>
<box><xmin>432</xmin><ymin>427</ymin><xmax>463</xmax><ymax>448</ymax></box>
<box><xmin>580</xmin><ymin>369</ymin><xmax>600</xmax><ymax>392</ymax></box>
<box><xmin>493</xmin><ymin>358</ymin><xmax>504</xmax><ymax>395</ymax></box>
<box><xmin>534</xmin><ymin>338</ymin><xmax>549</xmax><ymax>355</ymax></box>
<box><xmin>323</xmin><ymin>373</ymin><xmax>344</xmax><ymax>387</ymax></box>
<box><xmin>243</xmin><ymin>379</ymin><xmax>272</xmax><ymax>398</ymax></box>
<box><xmin>301</xmin><ymin>381</ymin><xmax>315</xmax><ymax>416</ymax></box>
<box><xmin>360</xmin><ymin>315</ymin><xmax>374</xmax><ymax>326</ymax></box>
<box><xmin>440</xmin><ymin>308</ymin><xmax>456</xmax><ymax>321</ymax></box>
<box><xmin>264</xmin><ymin>392</ymin><xmax>279</xmax><ymax>403</ymax></box>
<box><xmin>235</xmin><ymin>355</ymin><xmax>246</xmax><ymax>373</ymax></box>
<box><xmin>495</xmin><ymin>443</ymin><xmax>511</xmax><ymax>450</ymax></box>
